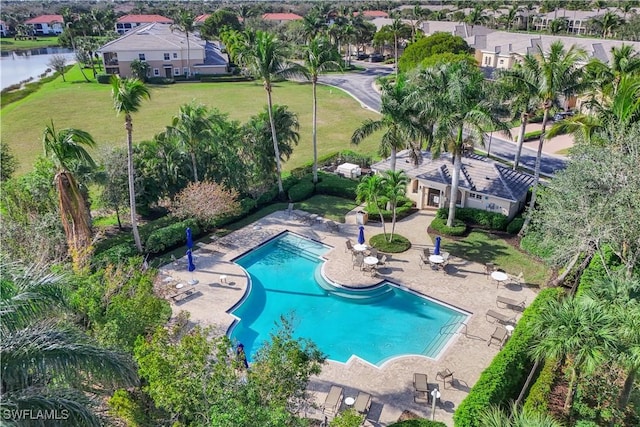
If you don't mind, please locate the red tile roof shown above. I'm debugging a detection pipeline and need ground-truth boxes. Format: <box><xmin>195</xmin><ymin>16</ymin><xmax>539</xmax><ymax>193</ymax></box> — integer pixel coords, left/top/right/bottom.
<box><xmin>195</xmin><ymin>14</ymin><xmax>210</xmax><ymax>23</ymax></box>
<box><xmin>116</xmin><ymin>14</ymin><xmax>173</xmax><ymax>24</ymax></box>
<box><xmin>262</xmin><ymin>13</ymin><xmax>303</xmax><ymax>21</ymax></box>
<box><xmin>358</xmin><ymin>10</ymin><xmax>389</xmax><ymax>18</ymax></box>
<box><xmin>25</xmin><ymin>15</ymin><xmax>63</xmax><ymax>25</ymax></box>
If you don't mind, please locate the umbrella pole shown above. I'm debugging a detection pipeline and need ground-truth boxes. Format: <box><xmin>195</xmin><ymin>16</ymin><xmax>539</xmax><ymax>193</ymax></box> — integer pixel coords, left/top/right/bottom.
<box><xmin>188</xmin><ymin>274</ymin><xmax>198</xmax><ymax>285</ymax></box>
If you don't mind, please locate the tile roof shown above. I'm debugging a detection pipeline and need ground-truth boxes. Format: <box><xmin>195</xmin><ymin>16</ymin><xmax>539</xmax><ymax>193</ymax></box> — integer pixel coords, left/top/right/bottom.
<box><xmin>371</xmin><ymin>150</ymin><xmax>535</xmax><ymax>202</ymax></box>
<box><xmin>25</xmin><ymin>15</ymin><xmax>63</xmax><ymax>25</ymax></box>
<box><xmin>116</xmin><ymin>14</ymin><xmax>173</xmax><ymax>24</ymax></box>
<box><xmin>99</xmin><ymin>23</ymin><xmax>205</xmax><ymax>55</ymax></box>
<box><xmin>360</xmin><ymin>10</ymin><xmax>389</xmax><ymax>18</ymax></box>
<box><xmin>194</xmin><ymin>14</ymin><xmax>210</xmax><ymax>23</ymax></box>
<box><xmin>262</xmin><ymin>13</ymin><xmax>303</xmax><ymax>21</ymax></box>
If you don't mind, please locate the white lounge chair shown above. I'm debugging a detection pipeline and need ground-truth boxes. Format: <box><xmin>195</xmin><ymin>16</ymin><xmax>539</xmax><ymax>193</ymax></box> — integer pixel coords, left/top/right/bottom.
<box><xmin>322</xmin><ymin>385</ymin><xmax>343</xmax><ymax>416</ymax></box>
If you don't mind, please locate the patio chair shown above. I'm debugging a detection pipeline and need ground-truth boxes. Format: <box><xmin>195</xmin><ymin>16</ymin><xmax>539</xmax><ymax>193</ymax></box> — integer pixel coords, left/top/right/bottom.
<box><xmin>496</xmin><ymin>295</ymin><xmax>526</xmax><ymax>311</ymax></box>
<box><xmin>419</xmin><ymin>254</ymin><xmax>430</xmax><ymax>269</ymax></box>
<box><xmin>423</xmin><ymin>247</ymin><xmax>431</xmax><ymax>258</ymax></box>
<box><xmin>322</xmin><ymin>385</ymin><xmax>344</xmax><ymax>416</ymax></box>
<box><xmin>509</xmin><ymin>272</ymin><xmax>524</xmax><ymax>285</ymax></box>
<box><xmin>435</xmin><ymin>368</ymin><xmax>455</xmax><ymax>389</ymax></box>
<box><xmin>286</xmin><ymin>203</ymin><xmax>294</xmax><ymax>217</ymax></box>
<box><xmin>377</xmin><ymin>255</ymin><xmax>387</xmax><ymax>266</ymax></box>
<box><xmin>413</xmin><ymin>373</ymin><xmax>430</xmax><ymax>402</ymax></box>
<box><xmin>485</xmin><ymin>262</ymin><xmax>495</xmax><ymax>277</ymax></box>
<box><xmin>488</xmin><ymin>326</ymin><xmax>508</xmax><ymax>348</ymax></box>
<box><xmin>441</xmin><ymin>251</ymin><xmax>450</xmax><ymax>265</ymax></box>
<box><xmin>353</xmin><ymin>254</ymin><xmax>364</xmax><ymax>270</ymax></box>
<box><xmin>345</xmin><ymin>240</ymin><xmax>355</xmax><ymax>254</ymax></box>
<box><xmin>486</xmin><ymin>309</ymin><xmax>516</xmax><ymax>325</ymax></box>
<box><xmin>326</xmin><ymin>220</ymin><xmax>340</xmax><ymax>233</ymax></box>
<box><xmin>353</xmin><ymin>391</ymin><xmax>372</xmax><ymax>416</ymax></box>
<box><xmin>369</xmin><ymin>248</ymin><xmax>378</xmax><ymax>259</ymax></box>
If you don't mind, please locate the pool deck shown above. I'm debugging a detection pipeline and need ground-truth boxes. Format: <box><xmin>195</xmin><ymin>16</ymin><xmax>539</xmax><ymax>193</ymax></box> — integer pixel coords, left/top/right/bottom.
<box><xmin>157</xmin><ymin>208</ymin><xmax>539</xmax><ymax>426</ymax></box>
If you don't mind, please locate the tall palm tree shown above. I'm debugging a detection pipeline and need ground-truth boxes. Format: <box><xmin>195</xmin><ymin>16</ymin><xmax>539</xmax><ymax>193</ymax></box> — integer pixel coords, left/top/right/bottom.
<box><xmin>387</xmin><ymin>18</ymin><xmax>411</xmax><ymax>77</ymax></box>
<box><xmin>518</xmin><ymin>41</ymin><xmax>587</xmax><ymax>235</ymax></box>
<box><xmin>110</xmin><ymin>75</ymin><xmax>150</xmax><ymax>253</ymax></box>
<box><xmin>171</xmin><ymin>10</ymin><xmax>196</xmax><ymax>78</ymax></box>
<box><xmin>585</xmin><ymin>45</ymin><xmax>640</xmax><ymax>96</ymax></box>
<box><xmin>1</xmin><ymin>262</ymin><xmax>137</xmax><ymax>425</ymax></box>
<box><xmin>351</xmin><ymin>76</ymin><xmax>427</xmax><ymax>172</ymax></box>
<box><xmin>158</xmin><ymin>102</ymin><xmax>219</xmax><ymax>182</ymax></box>
<box><xmin>230</xmin><ymin>30</ymin><xmax>304</xmax><ymax>198</ymax></box>
<box><xmin>411</xmin><ymin>61</ymin><xmax>510</xmax><ymax>227</ymax></box>
<box><xmin>529</xmin><ymin>295</ymin><xmax>617</xmax><ymax>414</ymax></box>
<box><xmin>42</xmin><ymin>121</ymin><xmax>96</xmax><ymax>268</ymax></box>
<box><xmin>356</xmin><ymin>174</ymin><xmax>387</xmax><ymax>236</ymax></box>
<box><xmin>301</xmin><ymin>36</ymin><xmax>342</xmax><ymax>184</ymax></box>
<box><xmin>380</xmin><ymin>170</ymin><xmax>408</xmax><ymax>242</ymax></box>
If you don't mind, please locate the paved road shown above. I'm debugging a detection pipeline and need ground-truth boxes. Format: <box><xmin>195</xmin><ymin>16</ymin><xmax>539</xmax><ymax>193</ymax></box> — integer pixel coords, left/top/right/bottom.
<box><xmin>318</xmin><ymin>64</ymin><xmax>567</xmax><ymax>177</ymax></box>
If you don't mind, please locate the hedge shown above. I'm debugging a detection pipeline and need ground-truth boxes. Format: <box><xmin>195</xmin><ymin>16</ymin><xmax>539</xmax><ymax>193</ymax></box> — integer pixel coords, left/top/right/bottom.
<box><xmin>429</xmin><ymin>217</ymin><xmax>467</xmax><ymax>236</ymax></box>
<box><xmin>93</xmin><ymin>243</ymin><xmax>139</xmax><ymax>267</ymax></box>
<box><xmin>523</xmin><ymin>358</ymin><xmax>556</xmax><ymax>415</ymax></box>
<box><xmin>145</xmin><ymin>219</ymin><xmax>200</xmax><ymax>254</ymax></box>
<box><xmin>576</xmin><ymin>245</ymin><xmax>623</xmax><ymax>297</ymax></box>
<box><xmin>147</xmin><ymin>77</ymin><xmax>175</xmax><ymax>85</ymax></box>
<box><xmin>315</xmin><ymin>172</ymin><xmax>358</xmax><ymax>199</ymax></box>
<box><xmin>389</xmin><ymin>421</ymin><xmax>447</xmax><ymax>427</ymax></box>
<box><xmin>506</xmin><ymin>216</ymin><xmax>524</xmax><ymax>234</ymax></box>
<box><xmin>516</xmin><ymin>130</ymin><xmax>542</xmax><ymax>142</ymax></box>
<box><xmin>288</xmin><ymin>179</ymin><xmax>315</xmax><ymax>202</ymax></box>
<box><xmin>453</xmin><ymin>287</ymin><xmax>565</xmax><ymax>427</ymax></box>
<box><xmin>96</xmin><ymin>74</ymin><xmax>112</xmax><ymax>84</ymax></box>
<box><xmin>437</xmin><ymin>207</ymin><xmax>508</xmax><ymax>231</ymax></box>
<box><xmin>199</xmin><ymin>75</ymin><xmax>253</xmax><ymax>83</ymax></box>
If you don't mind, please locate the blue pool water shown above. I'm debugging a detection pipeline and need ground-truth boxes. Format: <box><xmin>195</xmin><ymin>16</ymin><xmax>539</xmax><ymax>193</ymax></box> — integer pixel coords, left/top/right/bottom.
<box><xmin>229</xmin><ymin>233</ymin><xmax>468</xmax><ymax>366</ymax></box>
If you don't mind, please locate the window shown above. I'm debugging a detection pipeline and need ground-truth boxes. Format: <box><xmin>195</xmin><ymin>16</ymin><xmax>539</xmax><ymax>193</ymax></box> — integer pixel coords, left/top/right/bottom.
<box><xmin>153</xmin><ymin>68</ymin><xmax>159</xmax><ymax>76</ymax></box>
<box><xmin>499</xmin><ymin>59</ymin><xmax>504</xmax><ymax>64</ymax></box>
<box><xmin>469</xmin><ymin>192</ymin><xmax>483</xmax><ymax>200</ymax></box>
<box><xmin>173</xmin><ymin>53</ymin><xmax>178</xmax><ymax>59</ymax></box>
<box><xmin>164</xmin><ymin>53</ymin><xmax>170</xmax><ymax>60</ymax></box>
<box><xmin>183</xmin><ymin>67</ymin><xmax>188</xmax><ymax>75</ymax></box>
<box><xmin>174</xmin><ymin>68</ymin><xmax>180</xmax><ymax>75</ymax></box>
<box><xmin>138</xmin><ymin>53</ymin><xmax>146</xmax><ymax>61</ymax></box>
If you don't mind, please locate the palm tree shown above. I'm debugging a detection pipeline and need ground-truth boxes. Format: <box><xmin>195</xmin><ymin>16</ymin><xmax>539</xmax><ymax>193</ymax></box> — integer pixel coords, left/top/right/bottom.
<box><xmin>171</xmin><ymin>10</ymin><xmax>196</xmax><ymax>78</ymax></box>
<box><xmin>301</xmin><ymin>36</ymin><xmax>342</xmax><ymax>184</ymax></box>
<box><xmin>387</xmin><ymin>18</ymin><xmax>411</xmax><ymax>77</ymax></box>
<box><xmin>158</xmin><ymin>102</ymin><xmax>219</xmax><ymax>182</ymax></box>
<box><xmin>230</xmin><ymin>30</ymin><xmax>304</xmax><ymax>198</ymax></box>
<box><xmin>465</xmin><ymin>5</ymin><xmax>488</xmax><ymax>27</ymax></box>
<box><xmin>42</xmin><ymin>121</ymin><xmax>96</xmax><ymax>268</ymax></box>
<box><xmin>110</xmin><ymin>75</ymin><xmax>150</xmax><ymax>253</ymax></box>
<box><xmin>480</xmin><ymin>402</ymin><xmax>565</xmax><ymax>426</ymax></box>
<box><xmin>529</xmin><ymin>295</ymin><xmax>616</xmax><ymax>414</ymax></box>
<box><xmin>351</xmin><ymin>76</ymin><xmax>427</xmax><ymax>172</ymax></box>
<box><xmin>585</xmin><ymin>45</ymin><xmax>640</xmax><ymax>96</ymax></box>
<box><xmin>518</xmin><ymin>41</ymin><xmax>587</xmax><ymax>235</ymax></box>
<box><xmin>411</xmin><ymin>61</ymin><xmax>510</xmax><ymax>227</ymax></box>
<box><xmin>1</xmin><ymin>262</ymin><xmax>137</xmax><ymax>425</ymax></box>
<box><xmin>380</xmin><ymin>170</ymin><xmax>408</xmax><ymax>242</ymax></box>
<box><xmin>356</xmin><ymin>174</ymin><xmax>387</xmax><ymax>236</ymax></box>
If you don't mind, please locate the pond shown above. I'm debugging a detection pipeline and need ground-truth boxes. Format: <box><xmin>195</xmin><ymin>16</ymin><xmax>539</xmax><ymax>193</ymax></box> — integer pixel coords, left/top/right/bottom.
<box><xmin>1</xmin><ymin>47</ymin><xmax>75</xmax><ymax>90</ymax></box>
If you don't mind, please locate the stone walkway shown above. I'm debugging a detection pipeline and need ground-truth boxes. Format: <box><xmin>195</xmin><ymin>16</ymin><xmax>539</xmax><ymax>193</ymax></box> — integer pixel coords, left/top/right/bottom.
<box><xmin>157</xmin><ymin>208</ymin><xmax>539</xmax><ymax>426</ymax></box>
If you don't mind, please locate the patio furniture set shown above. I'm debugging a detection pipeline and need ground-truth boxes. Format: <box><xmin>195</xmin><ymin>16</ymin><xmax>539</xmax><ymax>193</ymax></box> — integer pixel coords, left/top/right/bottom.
<box><xmin>346</xmin><ymin>240</ymin><xmax>389</xmax><ymax>277</ymax></box>
<box><xmin>419</xmin><ymin>247</ymin><xmax>450</xmax><ymax>272</ymax></box>
<box><xmin>322</xmin><ymin>385</ymin><xmax>372</xmax><ymax>424</ymax></box>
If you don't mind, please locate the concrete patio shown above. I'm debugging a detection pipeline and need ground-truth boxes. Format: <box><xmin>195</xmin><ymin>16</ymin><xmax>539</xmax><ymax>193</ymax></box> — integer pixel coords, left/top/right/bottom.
<box><xmin>157</xmin><ymin>208</ymin><xmax>539</xmax><ymax>426</ymax></box>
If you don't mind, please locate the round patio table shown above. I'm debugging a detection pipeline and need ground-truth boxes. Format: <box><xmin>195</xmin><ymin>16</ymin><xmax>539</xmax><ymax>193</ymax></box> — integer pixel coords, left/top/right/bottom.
<box><xmin>364</xmin><ymin>256</ymin><xmax>379</xmax><ymax>266</ymax></box>
<box><xmin>491</xmin><ymin>271</ymin><xmax>508</xmax><ymax>282</ymax></box>
<box><xmin>429</xmin><ymin>255</ymin><xmax>444</xmax><ymax>264</ymax></box>
<box><xmin>353</xmin><ymin>244</ymin><xmax>368</xmax><ymax>252</ymax></box>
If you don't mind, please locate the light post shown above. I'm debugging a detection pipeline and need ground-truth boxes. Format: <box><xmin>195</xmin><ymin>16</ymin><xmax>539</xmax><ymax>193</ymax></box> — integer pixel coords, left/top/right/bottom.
<box><xmin>431</xmin><ymin>387</ymin><xmax>441</xmax><ymax>421</ymax></box>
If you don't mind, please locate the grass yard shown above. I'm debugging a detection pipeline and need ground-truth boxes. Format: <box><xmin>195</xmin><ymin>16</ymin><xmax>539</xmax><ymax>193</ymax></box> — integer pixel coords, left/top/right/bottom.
<box><xmin>1</xmin><ymin>66</ymin><xmax>381</xmax><ymax>175</ymax></box>
<box><xmin>433</xmin><ymin>230</ymin><xmax>550</xmax><ymax>287</ymax></box>
<box><xmin>0</xmin><ymin>36</ymin><xmax>60</xmax><ymax>51</ymax></box>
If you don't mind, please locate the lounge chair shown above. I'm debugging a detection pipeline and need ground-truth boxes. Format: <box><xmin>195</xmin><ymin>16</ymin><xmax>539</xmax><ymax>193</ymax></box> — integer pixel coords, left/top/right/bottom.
<box><xmin>486</xmin><ymin>309</ymin><xmax>516</xmax><ymax>325</ymax></box>
<box><xmin>435</xmin><ymin>368</ymin><xmax>454</xmax><ymax>389</ymax></box>
<box><xmin>488</xmin><ymin>326</ymin><xmax>508</xmax><ymax>347</ymax></box>
<box><xmin>413</xmin><ymin>373</ymin><xmax>430</xmax><ymax>402</ymax></box>
<box><xmin>377</xmin><ymin>255</ymin><xmax>387</xmax><ymax>266</ymax></box>
<box><xmin>353</xmin><ymin>254</ymin><xmax>364</xmax><ymax>270</ymax></box>
<box><xmin>326</xmin><ymin>220</ymin><xmax>340</xmax><ymax>233</ymax></box>
<box><xmin>368</xmin><ymin>248</ymin><xmax>378</xmax><ymax>259</ymax></box>
<box><xmin>496</xmin><ymin>295</ymin><xmax>526</xmax><ymax>310</ymax></box>
<box><xmin>353</xmin><ymin>391</ymin><xmax>372</xmax><ymax>415</ymax></box>
<box><xmin>419</xmin><ymin>254</ymin><xmax>429</xmax><ymax>269</ymax></box>
<box><xmin>322</xmin><ymin>385</ymin><xmax>344</xmax><ymax>416</ymax></box>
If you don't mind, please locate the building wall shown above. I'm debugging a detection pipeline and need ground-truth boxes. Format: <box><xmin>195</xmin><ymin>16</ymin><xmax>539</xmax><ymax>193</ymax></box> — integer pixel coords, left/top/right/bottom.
<box><xmin>0</xmin><ymin>23</ymin><xmax>7</xmax><ymax>37</ymax></box>
<box><xmin>31</xmin><ymin>22</ymin><xmax>63</xmax><ymax>35</ymax></box>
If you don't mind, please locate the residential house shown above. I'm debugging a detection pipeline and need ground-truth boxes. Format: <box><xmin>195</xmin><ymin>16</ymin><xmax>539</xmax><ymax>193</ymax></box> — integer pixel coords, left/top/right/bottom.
<box><xmin>98</xmin><ymin>23</ymin><xmax>228</xmax><ymax>78</ymax></box>
<box><xmin>194</xmin><ymin>14</ymin><xmax>210</xmax><ymax>25</ymax></box>
<box><xmin>115</xmin><ymin>14</ymin><xmax>173</xmax><ymax>35</ymax></box>
<box><xmin>371</xmin><ymin>150</ymin><xmax>535</xmax><ymax>219</ymax></box>
<box><xmin>0</xmin><ymin>20</ymin><xmax>8</xmax><ymax>37</ymax></box>
<box><xmin>358</xmin><ymin>10</ymin><xmax>389</xmax><ymax>19</ymax></box>
<box><xmin>24</xmin><ymin>15</ymin><xmax>64</xmax><ymax>36</ymax></box>
<box><xmin>531</xmin><ymin>8</ymin><xmax>614</xmax><ymax>35</ymax></box>
<box><xmin>262</xmin><ymin>13</ymin><xmax>303</xmax><ymax>24</ymax></box>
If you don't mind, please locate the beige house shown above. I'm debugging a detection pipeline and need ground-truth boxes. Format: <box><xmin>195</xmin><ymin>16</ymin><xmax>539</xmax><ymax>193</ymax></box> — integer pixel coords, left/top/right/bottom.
<box><xmin>98</xmin><ymin>23</ymin><xmax>228</xmax><ymax>78</ymax></box>
<box><xmin>115</xmin><ymin>14</ymin><xmax>173</xmax><ymax>35</ymax></box>
<box><xmin>371</xmin><ymin>150</ymin><xmax>535</xmax><ymax>219</ymax></box>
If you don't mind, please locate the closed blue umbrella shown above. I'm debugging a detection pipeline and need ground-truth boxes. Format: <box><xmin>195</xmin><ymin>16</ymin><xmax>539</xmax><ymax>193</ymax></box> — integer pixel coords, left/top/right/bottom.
<box><xmin>358</xmin><ymin>226</ymin><xmax>365</xmax><ymax>245</ymax></box>
<box><xmin>434</xmin><ymin>236</ymin><xmax>441</xmax><ymax>255</ymax></box>
<box><xmin>186</xmin><ymin>227</ymin><xmax>193</xmax><ymax>249</ymax></box>
<box><xmin>187</xmin><ymin>249</ymin><xmax>198</xmax><ymax>285</ymax></box>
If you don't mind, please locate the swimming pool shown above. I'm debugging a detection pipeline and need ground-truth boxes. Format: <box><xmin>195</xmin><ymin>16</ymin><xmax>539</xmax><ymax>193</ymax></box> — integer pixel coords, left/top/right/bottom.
<box><xmin>229</xmin><ymin>232</ymin><xmax>469</xmax><ymax>367</ymax></box>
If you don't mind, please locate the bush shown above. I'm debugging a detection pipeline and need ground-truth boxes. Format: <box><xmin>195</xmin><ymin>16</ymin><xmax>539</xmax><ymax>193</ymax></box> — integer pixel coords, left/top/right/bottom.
<box><xmin>520</xmin><ymin>230</ymin><xmax>555</xmax><ymax>259</ymax></box>
<box><xmin>145</xmin><ymin>218</ymin><xmax>200</xmax><ymax>254</ymax></box>
<box><xmin>506</xmin><ymin>216</ymin><xmax>524</xmax><ymax>234</ymax></box>
<box><xmin>369</xmin><ymin>233</ymin><xmax>412</xmax><ymax>253</ymax></box>
<box><xmin>256</xmin><ymin>186</ymin><xmax>279</xmax><ymax>206</ymax></box>
<box><xmin>96</xmin><ymin>74</ymin><xmax>112</xmax><ymax>84</ymax></box>
<box><xmin>315</xmin><ymin>172</ymin><xmax>358</xmax><ymax>199</ymax></box>
<box><xmin>199</xmin><ymin>75</ymin><xmax>253</xmax><ymax>83</ymax></box>
<box><xmin>93</xmin><ymin>243</ymin><xmax>138</xmax><ymax>267</ymax></box>
<box><xmin>516</xmin><ymin>130</ymin><xmax>542</xmax><ymax>142</ymax></box>
<box><xmin>147</xmin><ymin>77</ymin><xmax>175</xmax><ymax>85</ymax></box>
<box><xmin>453</xmin><ymin>287</ymin><xmax>565</xmax><ymax>427</ymax></box>
<box><xmin>329</xmin><ymin>408</ymin><xmax>364</xmax><ymax>427</ymax></box>
<box><xmin>429</xmin><ymin>217</ymin><xmax>467</xmax><ymax>236</ymax></box>
<box><xmin>389</xmin><ymin>420</ymin><xmax>447</xmax><ymax>427</ymax></box>
<box><xmin>288</xmin><ymin>179</ymin><xmax>315</xmax><ymax>202</ymax></box>
<box><xmin>438</xmin><ymin>207</ymin><xmax>508</xmax><ymax>231</ymax></box>
<box><xmin>523</xmin><ymin>358</ymin><xmax>556</xmax><ymax>415</ymax></box>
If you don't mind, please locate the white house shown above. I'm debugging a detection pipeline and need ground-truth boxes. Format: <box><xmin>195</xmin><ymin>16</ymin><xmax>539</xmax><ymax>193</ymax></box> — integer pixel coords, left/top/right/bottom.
<box><xmin>24</xmin><ymin>15</ymin><xmax>64</xmax><ymax>36</ymax></box>
<box><xmin>0</xmin><ymin>20</ymin><xmax>8</xmax><ymax>37</ymax></box>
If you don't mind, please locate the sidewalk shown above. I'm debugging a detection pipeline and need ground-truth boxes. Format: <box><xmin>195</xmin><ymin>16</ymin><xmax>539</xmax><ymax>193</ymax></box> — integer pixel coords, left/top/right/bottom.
<box><xmin>506</xmin><ymin>123</ymin><xmax>574</xmax><ymax>156</ymax></box>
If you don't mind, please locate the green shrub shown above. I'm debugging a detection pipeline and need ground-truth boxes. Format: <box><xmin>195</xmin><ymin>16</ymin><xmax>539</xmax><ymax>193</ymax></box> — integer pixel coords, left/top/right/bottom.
<box><xmin>576</xmin><ymin>245</ymin><xmax>623</xmax><ymax>296</ymax></box>
<box><xmin>329</xmin><ymin>408</ymin><xmax>364</xmax><ymax>427</ymax></box>
<box><xmin>145</xmin><ymin>219</ymin><xmax>200</xmax><ymax>254</ymax></box>
<box><xmin>96</xmin><ymin>74</ymin><xmax>112</xmax><ymax>84</ymax></box>
<box><xmin>429</xmin><ymin>217</ymin><xmax>467</xmax><ymax>236</ymax></box>
<box><xmin>520</xmin><ymin>231</ymin><xmax>555</xmax><ymax>259</ymax></box>
<box><xmin>453</xmin><ymin>287</ymin><xmax>564</xmax><ymax>427</ymax></box>
<box><xmin>389</xmin><ymin>420</ymin><xmax>447</xmax><ymax>426</ymax></box>
<box><xmin>315</xmin><ymin>172</ymin><xmax>358</xmax><ymax>199</ymax></box>
<box><xmin>210</xmin><ymin>198</ymin><xmax>256</xmax><ymax>229</ymax></box>
<box><xmin>147</xmin><ymin>77</ymin><xmax>175</xmax><ymax>85</ymax></box>
<box><xmin>506</xmin><ymin>216</ymin><xmax>524</xmax><ymax>234</ymax></box>
<box><xmin>93</xmin><ymin>243</ymin><xmax>138</xmax><ymax>267</ymax></box>
<box><xmin>523</xmin><ymin>358</ymin><xmax>556</xmax><ymax>415</ymax></box>
<box><xmin>199</xmin><ymin>75</ymin><xmax>253</xmax><ymax>82</ymax></box>
<box><xmin>438</xmin><ymin>207</ymin><xmax>508</xmax><ymax>231</ymax></box>
<box><xmin>256</xmin><ymin>186</ymin><xmax>279</xmax><ymax>206</ymax></box>
<box><xmin>108</xmin><ymin>389</ymin><xmax>149</xmax><ymax>426</ymax></box>
<box><xmin>574</xmin><ymin>422</ymin><xmax>599</xmax><ymax>427</ymax></box>
<box><xmin>288</xmin><ymin>179</ymin><xmax>315</xmax><ymax>202</ymax></box>
<box><xmin>369</xmin><ymin>233</ymin><xmax>412</xmax><ymax>253</ymax></box>
<box><xmin>516</xmin><ymin>130</ymin><xmax>542</xmax><ymax>142</ymax></box>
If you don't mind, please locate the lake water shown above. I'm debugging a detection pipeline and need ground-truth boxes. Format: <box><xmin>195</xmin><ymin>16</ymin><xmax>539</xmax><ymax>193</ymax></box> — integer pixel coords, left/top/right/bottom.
<box><xmin>1</xmin><ymin>47</ymin><xmax>75</xmax><ymax>90</ymax></box>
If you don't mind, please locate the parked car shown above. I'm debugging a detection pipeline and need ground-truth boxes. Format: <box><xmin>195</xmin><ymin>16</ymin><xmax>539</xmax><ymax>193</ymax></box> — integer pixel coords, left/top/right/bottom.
<box><xmin>553</xmin><ymin>110</ymin><xmax>575</xmax><ymax>121</ymax></box>
<box><xmin>369</xmin><ymin>53</ymin><xmax>384</xmax><ymax>62</ymax></box>
<box><xmin>353</xmin><ymin>53</ymin><xmax>369</xmax><ymax>60</ymax></box>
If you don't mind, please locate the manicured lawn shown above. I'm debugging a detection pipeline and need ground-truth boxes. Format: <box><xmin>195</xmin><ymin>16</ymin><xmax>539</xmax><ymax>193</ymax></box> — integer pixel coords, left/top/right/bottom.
<box><xmin>433</xmin><ymin>230</ymin><xmax>550</xmax><ymax>287</ymax></box>
<box><xmin>0</xmin><ymin>36</ymin><xmax>60</xmax><ymax>51</ymax></box>
<box><xmin>1</xmin><ymin>66</ymin><xmax>381</xmax><ymax>175</ymax></box>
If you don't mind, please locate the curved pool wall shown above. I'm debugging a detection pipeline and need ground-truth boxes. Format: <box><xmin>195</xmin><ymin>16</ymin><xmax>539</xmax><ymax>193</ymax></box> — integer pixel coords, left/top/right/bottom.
<box><xmin>227</xmin><ymin>232</ymin><xmax>469</xmax><ymax>367</ymax></box>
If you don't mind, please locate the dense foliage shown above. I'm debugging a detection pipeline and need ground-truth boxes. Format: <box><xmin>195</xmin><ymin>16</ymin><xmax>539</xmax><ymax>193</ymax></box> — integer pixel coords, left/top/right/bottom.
<box><xmin>398</xmin><ymin>32</ymin><xmax>472</xmax><ymax>72</ymax></box>
<box><xmin>436</xmin><ymin>207</ymin><xmax>509</xmax><ymax>231</ymax></box>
